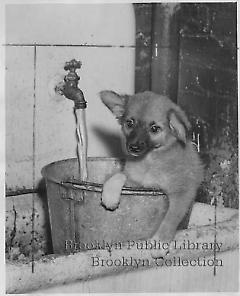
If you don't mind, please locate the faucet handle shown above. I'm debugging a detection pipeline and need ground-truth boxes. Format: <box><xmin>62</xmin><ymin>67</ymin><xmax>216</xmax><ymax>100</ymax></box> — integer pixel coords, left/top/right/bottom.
<box><xmin>63</xmin><ymin>59</ymin><xmax>81</xmax><ymax>88</ymax></box>
<box><xmin>64</xmin><ymin>59</ymin><xmax>82</xmax><ymax>72</ymax></box>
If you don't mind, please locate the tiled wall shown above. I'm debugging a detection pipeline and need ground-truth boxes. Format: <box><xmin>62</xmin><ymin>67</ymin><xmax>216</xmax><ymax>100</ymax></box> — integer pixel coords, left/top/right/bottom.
<box><xmin>6</xmin><ymin>4</ymin><xmax>135</xmax><ymax>191</ymax></box>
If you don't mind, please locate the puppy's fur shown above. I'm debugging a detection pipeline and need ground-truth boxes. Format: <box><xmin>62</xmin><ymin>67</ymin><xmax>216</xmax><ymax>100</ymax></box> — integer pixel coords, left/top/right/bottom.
<box><xmin>100</xmin><ymin>90</ymin><xmax>203</xmax><ymax>244</ymax></box>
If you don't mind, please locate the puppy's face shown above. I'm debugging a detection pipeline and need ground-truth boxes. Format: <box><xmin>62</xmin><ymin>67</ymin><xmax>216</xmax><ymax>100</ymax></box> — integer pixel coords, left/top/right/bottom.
<box><xmin>100</xmin><ymin>91</ymin><xmax>191</xmax><ymax>157</ymax></box>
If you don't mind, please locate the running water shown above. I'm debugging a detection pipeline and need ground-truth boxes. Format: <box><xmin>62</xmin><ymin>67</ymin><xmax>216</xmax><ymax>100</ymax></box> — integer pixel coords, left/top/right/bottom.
<box><xmin>55</xmin><ymin>59</ymin><xmax>88</xmax><ymax>181</ymax></box>
<box><xmin>75</xmin><ymin>108</ymin><xmax>88</xmax><ymax>181</ymax></box>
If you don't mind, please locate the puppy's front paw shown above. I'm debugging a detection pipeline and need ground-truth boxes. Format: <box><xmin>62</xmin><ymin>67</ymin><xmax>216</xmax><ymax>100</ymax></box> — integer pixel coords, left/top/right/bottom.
<box><xmin>101</xmin><ymin>173</ymin><xmax>127</xmax><ymax>210</ymax></box>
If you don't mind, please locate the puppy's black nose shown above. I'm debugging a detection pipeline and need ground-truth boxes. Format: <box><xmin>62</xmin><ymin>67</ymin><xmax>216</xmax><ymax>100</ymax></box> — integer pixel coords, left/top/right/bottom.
<box><xmin>128</xmin><ymin>142</ymin><xmax>145</xmax><ymax>153</ymax></box>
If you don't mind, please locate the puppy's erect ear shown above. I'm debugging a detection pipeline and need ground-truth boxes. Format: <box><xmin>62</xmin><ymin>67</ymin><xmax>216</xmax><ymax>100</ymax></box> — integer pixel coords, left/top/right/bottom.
<box><xmin>100</xmin><ymin>90</ymin><xmax>127</xmax><ymax>119</ymax></box>
<box><xmin>168</xmin><ymin>108</ymin><xmax>190</xmax><ymax>144</ymax></box>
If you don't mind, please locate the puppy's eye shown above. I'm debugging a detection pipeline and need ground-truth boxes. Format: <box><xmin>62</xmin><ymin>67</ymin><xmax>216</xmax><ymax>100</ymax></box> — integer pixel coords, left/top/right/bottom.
<box><xmin>125</xmin><ymin>118</ymin><xmax>135</xmax><ymax>128</ymax></box>
<box><xmin>150</xmin><ymin>125</ymin><xmax>162</xmax><ymax>134</ymax></box>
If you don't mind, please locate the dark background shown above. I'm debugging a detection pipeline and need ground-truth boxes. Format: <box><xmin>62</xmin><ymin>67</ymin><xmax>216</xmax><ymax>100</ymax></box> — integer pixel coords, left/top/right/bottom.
<box><xmin>134</xmin><ymin>3</ymin><xmax>238</xmax><ymax>208</ymax></box>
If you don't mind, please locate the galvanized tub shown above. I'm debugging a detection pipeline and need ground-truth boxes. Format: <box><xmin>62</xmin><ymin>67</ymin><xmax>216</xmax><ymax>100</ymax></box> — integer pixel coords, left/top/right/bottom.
<box><xmin>41</xmin><ymin>157</ymin><xmax>171</xmax><ymax>254</ymax></box>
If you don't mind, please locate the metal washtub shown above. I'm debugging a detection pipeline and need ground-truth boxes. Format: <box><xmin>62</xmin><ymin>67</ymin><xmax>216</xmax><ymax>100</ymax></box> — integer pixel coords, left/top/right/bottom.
<box><xmin>41</xmin><ymin>157</ymin><xmax>171</xmax><ymax>254</ymax></box>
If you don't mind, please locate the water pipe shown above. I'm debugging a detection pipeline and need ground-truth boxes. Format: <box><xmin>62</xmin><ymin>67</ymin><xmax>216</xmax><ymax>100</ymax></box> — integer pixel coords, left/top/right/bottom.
<box><xmin>56</xmin><ymin>59</ymin><xmax>88</xmax><ymax>181</ymax></box>
<box><xmin>151</xmin><ymin>3</ymin><xmax>181</xmax><ymax>103</ymax></box>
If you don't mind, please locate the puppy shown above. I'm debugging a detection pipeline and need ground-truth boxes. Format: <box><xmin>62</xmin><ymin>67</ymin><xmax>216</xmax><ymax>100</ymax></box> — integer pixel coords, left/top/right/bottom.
<box><xmin>100</xmin><ymin>90</ymin><xmax>203</xmax><ymax>251</ymax></box>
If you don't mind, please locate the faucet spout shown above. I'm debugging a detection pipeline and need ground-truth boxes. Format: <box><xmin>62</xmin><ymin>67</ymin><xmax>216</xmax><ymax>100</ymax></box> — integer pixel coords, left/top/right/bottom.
<box><xmin>57</xmin><ymin>59</ymin><xmax>87</xmax><ymax>109</ymax></box>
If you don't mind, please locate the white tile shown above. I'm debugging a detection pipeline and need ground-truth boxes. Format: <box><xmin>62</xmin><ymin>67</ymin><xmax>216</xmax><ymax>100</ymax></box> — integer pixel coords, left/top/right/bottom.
<box><xmin>5</xmin><ymin>46</ymin><xmax>34</xmax><ymax>189</ymax></box>
<box><xmin>35</xmin><ymin>46</ymin><xmax>135</xmax><ymax>184</ymax></box>
<box><xmin>6</xmin><ymin>4</ymin><xmax>135</xmax><ymax>46</ymax></box>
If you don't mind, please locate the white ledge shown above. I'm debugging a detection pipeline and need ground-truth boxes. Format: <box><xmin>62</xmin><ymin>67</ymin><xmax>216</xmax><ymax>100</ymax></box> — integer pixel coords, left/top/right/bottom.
<box><xmin>6</xmin><ymin>202</ymin><xmax>239</xmax><ymax>293</ymax></box>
